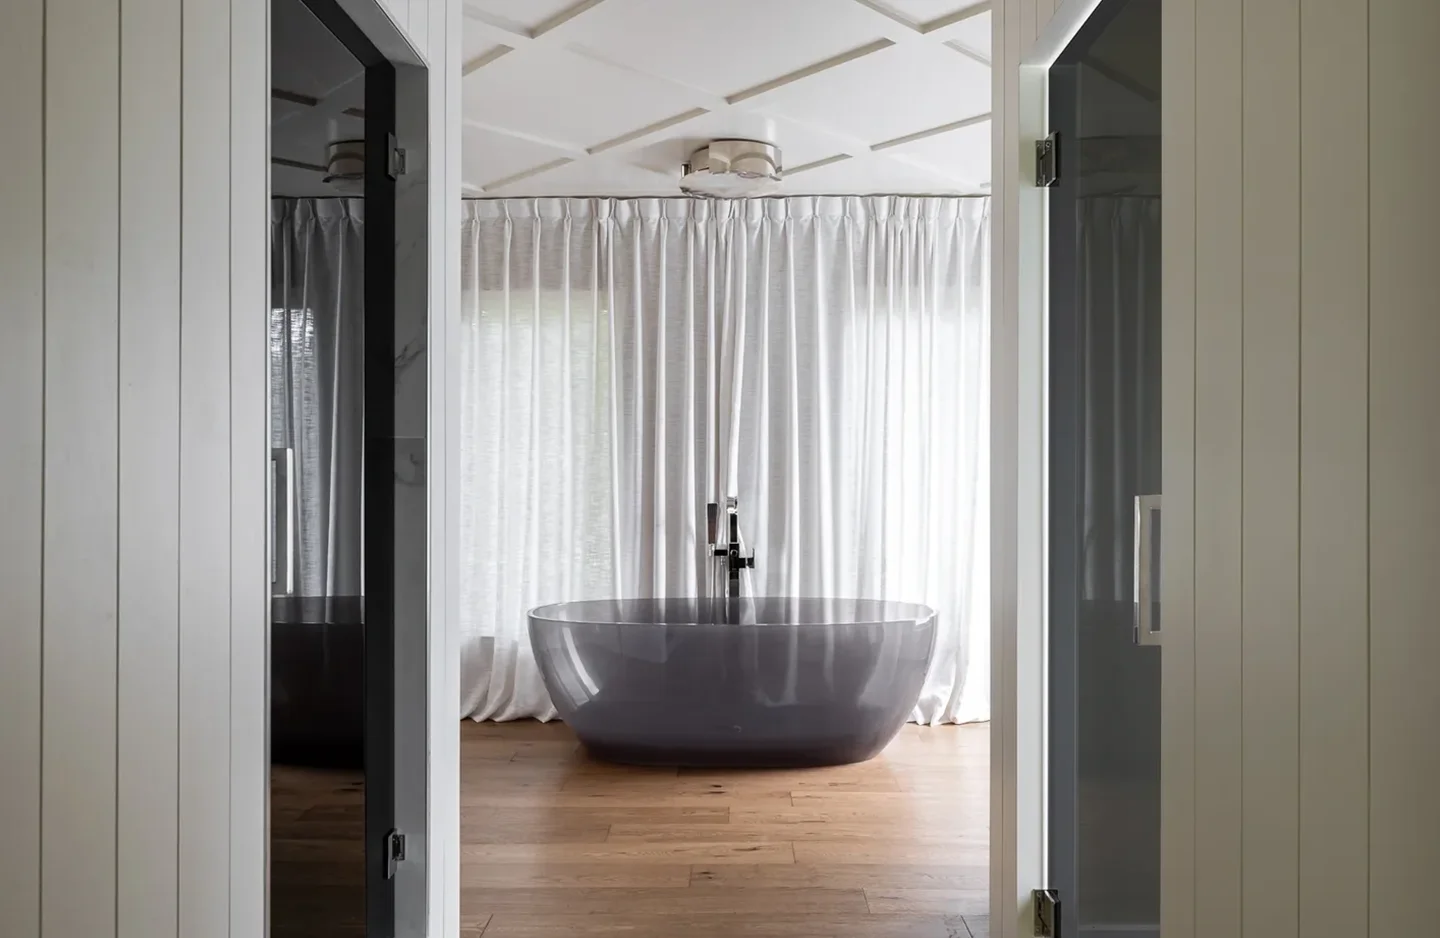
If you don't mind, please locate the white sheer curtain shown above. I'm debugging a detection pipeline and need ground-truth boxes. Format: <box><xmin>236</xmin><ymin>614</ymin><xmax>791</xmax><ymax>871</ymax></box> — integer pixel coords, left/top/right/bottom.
<box><xmin>459</xmin><ymin>196</ymin><xmax>990</xmax><ymax>724</ymax></box>
<box><xmin>270</xmin><ymin>198</ymin><xmax>365</xmax><ymax>623</ymax></box>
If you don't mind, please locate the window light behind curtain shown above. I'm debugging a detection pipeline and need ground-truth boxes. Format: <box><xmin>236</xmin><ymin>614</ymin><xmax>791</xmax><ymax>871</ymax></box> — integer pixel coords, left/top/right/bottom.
<box><xmin>270</xmin><ymin>198</ymin><xmax>365</xmax><ymax>623</ymax></box>
<box><xmin>459</xmin><ymin>196</ymin><xmax>990</xmax><ymax>725</ymax></box>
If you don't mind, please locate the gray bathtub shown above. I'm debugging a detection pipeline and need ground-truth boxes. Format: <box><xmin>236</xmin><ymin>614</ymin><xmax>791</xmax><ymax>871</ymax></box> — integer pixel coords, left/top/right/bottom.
<box><xmin>528</xmin><ymin>597</ymin><xmax>937</xmax><ymax>767</ymax></box>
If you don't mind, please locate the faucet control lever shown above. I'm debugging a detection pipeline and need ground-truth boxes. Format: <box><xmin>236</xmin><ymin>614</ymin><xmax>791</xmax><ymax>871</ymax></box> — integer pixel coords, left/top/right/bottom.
<box><xmin>708</xmin><ymin>497</ymin><xmax>756</xmax><ymax>597</ymax></box>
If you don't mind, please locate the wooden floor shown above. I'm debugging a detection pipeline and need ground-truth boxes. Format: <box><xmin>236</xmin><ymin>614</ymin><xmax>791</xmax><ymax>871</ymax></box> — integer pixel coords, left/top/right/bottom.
<box><xmin>271</xmin><ymin>763</ymin><xmax>366</xmax><ymax>937</ymax></box>
<box><xmin>462</xmin><ymin>719</ymin><xmax>989</xmax><ymax>938</ymax></box>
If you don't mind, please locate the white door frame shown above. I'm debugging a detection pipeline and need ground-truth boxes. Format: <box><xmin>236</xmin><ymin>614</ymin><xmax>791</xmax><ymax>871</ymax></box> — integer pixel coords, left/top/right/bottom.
<box><xmin>990</xmin><ymin>3</ymin><xmax>1108</xmax><ymax>938</ymax></box>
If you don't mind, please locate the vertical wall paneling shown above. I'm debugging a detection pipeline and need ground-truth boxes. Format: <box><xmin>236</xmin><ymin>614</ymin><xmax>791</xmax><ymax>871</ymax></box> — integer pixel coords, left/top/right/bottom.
<box><xmin>0</xmin><ymin>1</ymin><xmax>46</xmax><ymax>933</ymax></box>
<box><xmin>409</xmin><ymin>0</ymin><xmax>429</xmax><ymax>60</ymax></box>
<box><xmin>1298</xmin><ymin>1</ymin><xmax>1370</xmax><ymax>936</ymax></box>
<box><xmin>997</xmin><ymin>0</ymin><xmax>1030</xmax><ymax>934</ymax></box>
<box><xmin>178</xmin><ymin>0</ymin><xmax>232</xmax><ymax>931</ymax></box>
<box><xmin>1191</xmin><ymin>0</ymin><xmax>1244</xmax><ymax>932</ymax></box>
<box><xmin>989</xmin><ymin>0</ymin><xmax>1018</xmax><ymax>933</ymax></box>
<box><xmin>1368</xmin><ymin>2</ymin><xmax>1440</xmax><ymax>935</ymax></box>
<box><xmin>118</xmin><ymin>0</ymin><xmax>182</xmax><ymax>934</ymax></box>
<box><xmin>1159</xmin><ymin>0</ymin><xmax>1197</xmax><ymax>931</ymax></box>
<box><xmin>42</xmin><ymin>0</ymin><xmax>122</xmax><ymax>935</ymax></box>
<box><xmin>1239</xmin><ymin>0</ymin><xmax>1301</xmax><ymax>935</ymax></box>
<box><xmin>0</xmin><ymin>2</ymin><xmax>458</xmax><ymax>935</ymax></box>
<box><xmin>989</xmin><ymin>0</ymin><xmax>1010</xmax><ymax>933</ymax></box>
<box><xmin>230</xmin><ymin>0</ymin><xmax>270</xmax><ymax>931</ymax></box>
<box><xmin>436</xmin><ymin>0</ymin><xmax>465</xmax><ymax>932</ymax></box>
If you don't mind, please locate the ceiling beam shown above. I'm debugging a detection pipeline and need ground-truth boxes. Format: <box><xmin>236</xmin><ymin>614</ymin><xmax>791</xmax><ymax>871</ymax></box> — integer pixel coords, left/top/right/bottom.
<box><xmin>845</xmin><ymin>0</ymin><xmax>925</xmax><ymax>33</ymax></box>
<box><xmin>726</xmin><ymin>38</ymin><xmax>894</xmax><ymax>105</ymax></box>
<box><xmin>786</xmin><ymin>154</ymin><xmax>854</xmax><ymax>176</ymax></box>
<box><xmin>1079</xmin><ymin>53</ymin><xmax>1160</xmax><ymax>103</ymax></box>
<box><xmin>272</xmin><ymin>87</ymin><xmax>320</xmax><ymax>107</ymax></box>
<box><xmin>533</xmin><ymin>0</ymin><xmax>610</xmax><ymax>37</ymax></box>
<box><xmin>462</xmin><ymin>44</ymin><xmax>513</xmax><ymax>76</ymax></box>
<box><xmin>461</xmin><ymin>0</ymin><xmax>613</xmax><ymax>44</ymax></box>
<box><xmin>461</xmin><ymin>117</ymin><xmax>589</xmax><ymax>159</ymax></box>
<box><xmin>479</xmin><ymin>157</ymin><xmax>575</xmax><ymax>191</ymax></box>
<box><xmin>871</xmin><ymin>112</ymin><xmax>992</xmax><ymax>151</ymax></box>
<box><xmin>272</xmin><ymin>156</ymin><xmax>327</xmax><ymax>173</ymax></box>
<box><xmin>918</xmin><ymin>1</ymin><xmax>991</xmax><ymax>35</ymax></box>
<box><xmin>945</xmin><ymin>39</ymin><xmax>991</xmax><ymax>67</ymax></box>
<box><xmin>842</xmin><ymin>0</ymin><xmax>992</xmax><ymax>46</ymax></box>
<box><xmin>588</xmin><ymin>108</ymin><xmax>711</xmax><ymax>155</ymax></box>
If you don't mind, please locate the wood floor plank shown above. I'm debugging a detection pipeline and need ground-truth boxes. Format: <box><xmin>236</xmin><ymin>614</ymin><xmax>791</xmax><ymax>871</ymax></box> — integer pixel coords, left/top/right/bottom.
<box><xmin>460</xmin><ymin>814</ymin><xmax>611</xmax><ymax>844</ymax></box>
<box><xmin>459</xmin><ymin>912</ymin><xmax>492</xmax><ymax>938</ymax></box>
<box><xmin>462</xmin><ymin>886</ymin><xmax>869</xmax><ymax>916</ymax></box>
<box><xmin>730</xmin><ymin>801</ymin><xmax>965</xmax><ymax>823</ymax></box>
<box><xmin>460</xmin><ymin>721</ymin><xmax>989</xmax><ymax>936</ymax></box>
<box><xmin>464</xmin><ymin>792</ymin><xmax>790</xmax><ymax>810</ymax></box>
<box><xmin>462</xmin><ymin>719</ymin><xmax>574</xmax><ymax>741</ymax></box>
<box><xmin>789</xmin><ymin>790</ymin><xmax>972</xmax><ymax>807</ymax></box>
<box><xmin>464</xmin><ymin>804</ymin><xmax>729</xmax><ymax>827</ymax></box>
<box><xmin>863</xmin><ymin>887</ymin><xmax>988</xmax><ymax>915</ymax></box>
<box><xmin>269</xmin><ymin>860</ymin><xmax>365</xmax><ymax>888</ymax></box>
<box><xmin>464</xmin><ymin>862</ymin><xmax>693</xmax><ymax>889</ymax></box>
<box><xmin>478</xmin><ymin>913</ymin><xmax>972</xmax><ymax>938</ymax></box>
<box><xmin>670</xmin><ymin>774</ymin><xmax>902</xmax><ymax>796</ymax></box>
<box><xmin>833</xmin><ymin>917</ymin><xmax>972</xmax><ymax>938</ymax></box>
<box><xmin>606</xmin><ymin>822</ymin><xmax>986</xmax><ymax>845</ymax></box>
<box><xmin>460</xmin><ymin>740</ymin><xmax>524</xmax><ymax>762</ymax></box>
<box><xmin>508</xmin><ymin>740</ymin><xmax>583</xmax><ymax>761</ymax></box>
<box><xmin>478</xmin><ymin>914</ymin><xmax>831</xmax><ymax>938</ymax></box>
<box><xmin>463</xmin><ymin>841</ymin><xmax>797</xmax><ymax>865</ymax></box>
<box><xmin>671</xmin><ymin>763</ymin><xmax>905</xmax><ymax>796</ymax></box>
<box><xmin>793</xmin><ymin>840</ymin><xmax>987</xmax><ymax>865</ymax></box>
<box><xmin>689</xmin><ymin>863</ymin><xmax>987</xmax><ymax>891</ymax></box>
<box><xmin>270</xmin><ymin>838</ymin><xmax>365</xmax><ymax>864</ymax></box>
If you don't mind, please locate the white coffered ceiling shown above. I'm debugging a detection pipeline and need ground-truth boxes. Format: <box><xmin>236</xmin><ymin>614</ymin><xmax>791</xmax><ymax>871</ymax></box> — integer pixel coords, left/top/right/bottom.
<box><xmin>461</xmin><ymin>0</ymin><xmax>993</xmax><ymax>197</ymax></box>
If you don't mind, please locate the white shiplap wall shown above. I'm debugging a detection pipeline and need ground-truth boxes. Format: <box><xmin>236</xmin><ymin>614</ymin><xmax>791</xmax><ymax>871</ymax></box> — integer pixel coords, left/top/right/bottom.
<box><xmin>0</xmin><ymin>3</ymin><xmax>45</xmax><ymax>934</ymax></box>
<box><xmin>994</xmin><ymin>1</ymin><xmax>1440</xmax><ymax>937</ymax></box>
<box><xmin>1366</xmin><ymin>2</ymin><xmax>1440</xmax><ymax>935</ymax></box>
<box><xmin>0</xmin><ymin>0</ymin><xmax>267</xmax><ymax>934</ymax></box>
<box><xmin>0</xmin><ymin>0</ymin><xmax>460</xmax><ymax>935</ymax></box>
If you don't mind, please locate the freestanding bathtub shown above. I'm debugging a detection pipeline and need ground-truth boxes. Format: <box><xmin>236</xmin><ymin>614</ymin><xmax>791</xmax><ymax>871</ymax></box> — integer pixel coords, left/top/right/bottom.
<box><xmin>528</xmin><ymin>597</ymin><xmax>937</xmax><ymax>767</ymax></box>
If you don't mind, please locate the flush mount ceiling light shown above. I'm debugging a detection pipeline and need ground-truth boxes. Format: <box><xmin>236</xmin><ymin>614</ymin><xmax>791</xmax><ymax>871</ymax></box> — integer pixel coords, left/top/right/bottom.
<box><xmin>680</xmin><ymin>139</ymin><xmax>783</xmax><ymax>197</ymax></box>
<box><xmin>322</xmin><ymin>138</ymin><xmax>365</xmax><ymax>195</ymax></box>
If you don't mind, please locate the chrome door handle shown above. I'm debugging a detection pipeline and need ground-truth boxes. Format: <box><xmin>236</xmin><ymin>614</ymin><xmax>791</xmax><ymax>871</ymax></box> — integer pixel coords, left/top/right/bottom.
<box><xmin>1133</xmin><ymin>494</ymin><xmax>1162</xmax><ymax>646</ymax></box>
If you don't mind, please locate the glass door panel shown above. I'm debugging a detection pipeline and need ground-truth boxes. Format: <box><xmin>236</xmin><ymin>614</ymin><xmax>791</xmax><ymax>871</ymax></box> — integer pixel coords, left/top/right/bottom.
<box><xmin>1048</xmin><ymin>1</ymin><xmax>1162</xmax><ymax>935</ymax></box>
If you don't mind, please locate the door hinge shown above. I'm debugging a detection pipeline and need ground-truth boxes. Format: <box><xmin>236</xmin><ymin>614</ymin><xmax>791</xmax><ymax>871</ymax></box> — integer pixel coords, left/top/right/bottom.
<box><xmin>388</xmin><ymin>132</ymin><xmax>407</xmax><ymax>179</ymax></box>
<box><xmin>1033</xmin><ymin>888</ymin><xmax>1061</xmax><ymax>937</ymax></box>
<box><xmin>1036</xmin><ymin>132</ymin><xmax>1060</xmax><ymax>187</ymax></box>
<box><xmin>384</xmin><ymin>829</ymin><xmax>407</xmax><ymax>880</ymax></box>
